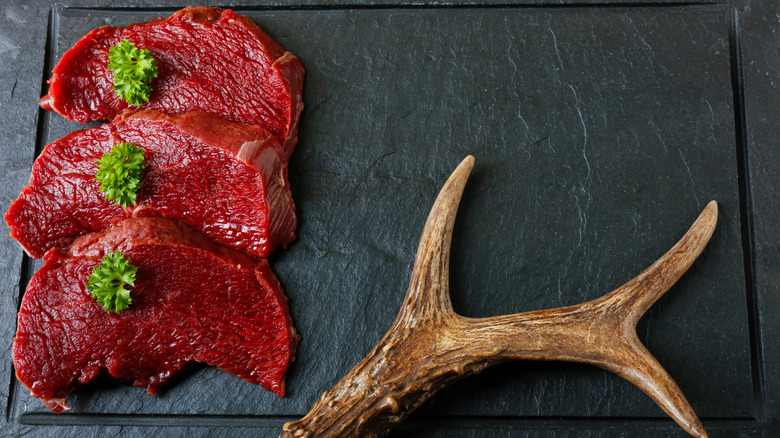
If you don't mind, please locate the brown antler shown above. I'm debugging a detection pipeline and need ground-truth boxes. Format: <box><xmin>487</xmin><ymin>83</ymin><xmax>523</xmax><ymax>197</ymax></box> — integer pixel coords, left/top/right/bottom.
<box><xmin>282</xmin><ymin>156</ymin><xmax>716</xmax><ymax>438</ymax></box>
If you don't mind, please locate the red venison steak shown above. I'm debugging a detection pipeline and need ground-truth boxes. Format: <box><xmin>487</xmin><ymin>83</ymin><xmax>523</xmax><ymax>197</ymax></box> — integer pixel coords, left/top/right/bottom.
<box><xmin>13</xmin><ymin>217</ymin><xmax>298</xmax><ymax>413</ymax></box>
<box><xmin>39</xmin><ymin>6</ymin><xmax>304</xmax><ymax>158</ymax></box>
<box><xmin>4</xmin><ymin>109</ymin><xmax>296</xmax><ymax>259</ymax></box>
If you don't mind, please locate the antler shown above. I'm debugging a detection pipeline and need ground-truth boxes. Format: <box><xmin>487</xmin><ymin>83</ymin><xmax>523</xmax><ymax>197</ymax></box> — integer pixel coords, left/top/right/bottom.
<box><xmin>282</xmin><ymin>156</ymin><xmax>716</xmax><ymax>438</ymax></box>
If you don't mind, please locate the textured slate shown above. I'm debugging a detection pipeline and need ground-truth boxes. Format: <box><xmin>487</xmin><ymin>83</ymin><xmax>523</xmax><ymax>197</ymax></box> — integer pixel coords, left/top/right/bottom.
<box><xmin>0</xmin><ymin>1</ymin><xmax>777</xmax><ymax>437</ymax></box>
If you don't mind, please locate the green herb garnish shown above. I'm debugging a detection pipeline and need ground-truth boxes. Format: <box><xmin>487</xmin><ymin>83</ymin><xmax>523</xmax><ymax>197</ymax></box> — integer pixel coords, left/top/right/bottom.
<box><xmin>107</xmin><ymin>39</ymin><xmax>158</xmax><ymax>106</ymax></box>
<box><xmin>86</xmin><ymin>250</ymin><xmax>137</xmax><ymax>314</ymax></box>
<box><xmin>95</xmin><ymin>141</ymin><xmax>146</xmax><ymax>207</ymax></box>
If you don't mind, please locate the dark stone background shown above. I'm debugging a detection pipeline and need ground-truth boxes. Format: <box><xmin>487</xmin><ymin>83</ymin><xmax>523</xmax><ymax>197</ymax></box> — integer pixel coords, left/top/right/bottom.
<box><xmin>0</xmin><ymin>1</ymin><xmax>777</xmax><ymax>437</ymax></box>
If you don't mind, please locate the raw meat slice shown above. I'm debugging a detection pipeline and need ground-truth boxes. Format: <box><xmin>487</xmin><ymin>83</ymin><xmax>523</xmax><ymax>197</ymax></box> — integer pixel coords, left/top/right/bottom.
<box><xmin>13</xmin><ymin>217</ymin><xmax>298</xmax><ymax>413</ymax></box>
<box><xmin>4</xmin><ymin>109</ymin><xmax>296</xmax><ymax>259</ymax></box>
<box><xmin>39</xmin><ymin>7</ymin><xmax>304</xmax><ymax>157</ymax></box>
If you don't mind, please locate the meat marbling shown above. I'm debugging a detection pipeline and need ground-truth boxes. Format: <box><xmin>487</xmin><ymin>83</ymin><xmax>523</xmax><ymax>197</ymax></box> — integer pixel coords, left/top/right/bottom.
<box><xmin>13</xmin><ymin>217</ymin><xmax>298</xmax><ymax>413</ymax></box>
<box><xmin>39</xmin><ymin>6</ymin><xmax>304</xmax><ymax>157</ymax></box>
<box><xmin>4</xmin><ymin>109</ymin><xmax>296</xmax><ymax>259</ymax></box>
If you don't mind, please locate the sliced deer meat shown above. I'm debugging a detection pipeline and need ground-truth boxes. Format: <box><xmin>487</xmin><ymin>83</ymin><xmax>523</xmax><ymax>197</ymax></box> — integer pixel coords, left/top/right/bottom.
<box><xmin>5</xmin><ymin>109</ymin><xmax>296</xmax><ymax>259</ymax></box>
<box><xmin>39</xmin><ymin>6</ymin><xmax>304</xmax><ymax>158</ymax></box>
<box><xmin>13</xmin><ymin>217</ymin><xmax>298</xmax><ymax>413</ymax></box>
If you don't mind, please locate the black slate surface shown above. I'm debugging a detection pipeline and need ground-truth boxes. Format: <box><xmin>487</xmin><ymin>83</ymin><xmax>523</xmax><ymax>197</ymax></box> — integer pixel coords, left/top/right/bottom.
<box><xmin>1</xmin><ymin>1</ymin><xmax>777</xmax><ymax>437</ymax></box>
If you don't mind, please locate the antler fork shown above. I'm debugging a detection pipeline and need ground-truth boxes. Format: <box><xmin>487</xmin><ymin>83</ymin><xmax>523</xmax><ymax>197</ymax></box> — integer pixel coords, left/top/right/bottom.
<box><xmin>282</xmin><ymin>155</ymin><xmax>716</xmax><ymax>438</ymax></box>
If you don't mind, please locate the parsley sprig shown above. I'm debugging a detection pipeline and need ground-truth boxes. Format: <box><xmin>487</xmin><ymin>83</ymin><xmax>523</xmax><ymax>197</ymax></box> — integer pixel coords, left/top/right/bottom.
<box><xmin>95</xmin><ymin>141</ymin><xmax>146</xmax><ymax>207</ymax></box>
<box><xmin>107</xmin><ymin>39</ymin><xmax>158</xmax><ymax>106</ymax></box>
<box><xmin>86</xmin><ymin>250</ymin><xmax>138</xmax><ymax>314</ymax></box>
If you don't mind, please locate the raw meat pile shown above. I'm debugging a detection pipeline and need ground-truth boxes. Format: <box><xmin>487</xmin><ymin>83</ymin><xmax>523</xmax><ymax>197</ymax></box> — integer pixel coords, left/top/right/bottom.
<box><xmin>5</xmin><ymin>7</ymin><xmax>304</xmax><ymax>412</ymax></box>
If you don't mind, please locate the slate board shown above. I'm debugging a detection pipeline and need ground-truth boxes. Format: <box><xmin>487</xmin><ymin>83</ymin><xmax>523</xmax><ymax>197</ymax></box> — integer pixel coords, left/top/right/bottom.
<box><xmin>1</xmin><ymin>1</ymin><xmax>778</xmax><ymax>437</ymax></box>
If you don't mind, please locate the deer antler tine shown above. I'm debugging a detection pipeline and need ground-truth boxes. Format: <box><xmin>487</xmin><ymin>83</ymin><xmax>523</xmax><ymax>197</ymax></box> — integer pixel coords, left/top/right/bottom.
<box><xmin>396</xmin><ymin>155</ymin><xmax>474</xmax><ymax>324</ymax></box>
<box><xmin>599</xmin><ymin>200</ymin><xmax>718</xmax><ymax>327</ymax></box>
<box><xmin>599</xmin><ymin>335</ymin><xmax>709</xmax><ymax>438</ymax></box>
